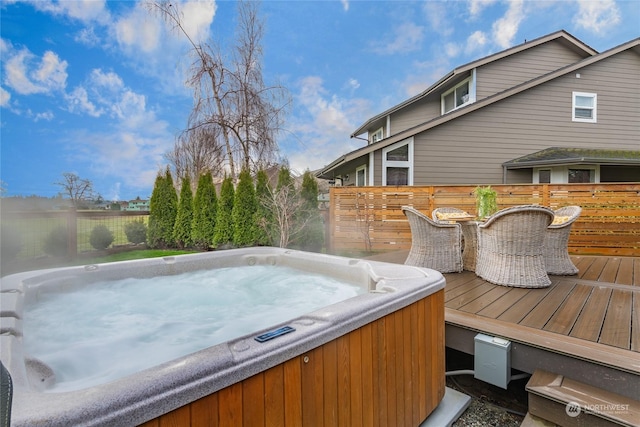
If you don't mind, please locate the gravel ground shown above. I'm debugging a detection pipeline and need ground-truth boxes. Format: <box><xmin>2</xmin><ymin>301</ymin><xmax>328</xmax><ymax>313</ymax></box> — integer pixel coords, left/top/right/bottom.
<box><xmin>446</xmin><ymin>349</ymin><xmax>528</xmax><ymax>426</ymax></box>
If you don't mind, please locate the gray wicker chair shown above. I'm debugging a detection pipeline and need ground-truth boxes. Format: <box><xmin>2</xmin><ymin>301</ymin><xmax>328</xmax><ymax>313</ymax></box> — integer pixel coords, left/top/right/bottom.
<box><xmin>433</xmin><ymin>207</ymin><xmax>477</xmax><ymax>271</ymax></box>
<box><xmin>402</xmin><ymin>206</ymin><xmax>463</xmax><ymax>273</ymax></box>
<box><xmin>544</xmin><ymin>206</ymin><xmax>582</xmax><ymax>275</ymax></box>
<box><xmin>475</xmin><ymin>205</ymin><xmax>554</xmax><ymax>288</ymax></box>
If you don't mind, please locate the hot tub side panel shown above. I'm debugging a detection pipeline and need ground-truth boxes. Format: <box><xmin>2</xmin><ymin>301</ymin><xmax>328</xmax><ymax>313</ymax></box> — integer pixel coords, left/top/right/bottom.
<box><xmin>139</xmin><ymin>289</ymin><xmax>445</xmax><ymax>427</ymax></box>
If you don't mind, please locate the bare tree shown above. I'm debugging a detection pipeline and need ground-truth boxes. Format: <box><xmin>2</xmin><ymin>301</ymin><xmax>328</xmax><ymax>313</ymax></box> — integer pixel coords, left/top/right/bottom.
<box><xmin>165</xmin><ymin>126</ymin><xmax>225</xmax><ymax>187</ymax></box>
<box><xmin>54</xmin><ymin>172</ymin><xmax>98</xmax><ymax>208</ymax></box>
<box><xmin>259</xmin><ymin>184</ymin><xmax>310</xmax><ymax>248</ymax></box>
<box><xmin>148</xmin><ymin>0</ymin><xmax>290</xmax><ymax>180</ymax></box>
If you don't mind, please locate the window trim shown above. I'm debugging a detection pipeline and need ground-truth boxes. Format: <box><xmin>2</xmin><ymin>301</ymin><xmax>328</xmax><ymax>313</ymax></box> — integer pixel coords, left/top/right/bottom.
<box><xmin>355</xmin><ymin>164</ymin><xmax>367</xmax><ymax>186</ymax></box>
<box><xmin>382</xmin><ymin>138</ymin><xmax>413</xmax><ymax>186</ymax></box>
<box><xmin>572</xmin><ymin>91</ymin><xmax>597</xmax><ymax>123</ymax></box>
<box><xmin>441</xmin><ymin>76</ymin><xmax>474</xmax><ymax>114</ymax></box>
<box><xmin>533</xmin><ymin>165</ymin><xmax>600</xmax><ymax>183</ymax></box>
<box><xmin>371</xmin><ymin>127</ymin><xmax>384</xmax><ymax>144</ymax></box>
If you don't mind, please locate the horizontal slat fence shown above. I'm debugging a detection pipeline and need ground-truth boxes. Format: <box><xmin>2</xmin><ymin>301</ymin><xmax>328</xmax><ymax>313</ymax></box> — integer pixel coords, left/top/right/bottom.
<box><xmin>329</xmin><ymin>183</ymin><xmax>640</xmax><ymax>257</ymax></box>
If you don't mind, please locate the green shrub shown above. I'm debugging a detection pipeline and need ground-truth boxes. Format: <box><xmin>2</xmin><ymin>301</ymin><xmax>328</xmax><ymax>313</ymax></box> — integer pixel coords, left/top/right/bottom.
<box><xmin>124</xmin><ymin>220</ymin><xmax>147</xmax><ymax>244</ymax></box>
<box><xmin>43</xmin><ymin>225</ymin><xmax>69</xmax><ymax>257</ymax></box>
<box><xmin>232</xmin><ymin>169</ymin><xmax>258</xmax><ymax>247</ymax></box>
<box><xmin>173</xmin><ymin>176</ymin><xmax>194</xmax><ymax>249</ymax></box>
<box><xmin>213</xmin><ymin>175</ymin><xmax>235</xmax><ymax>247</ymax></box>
<box><xmin>147</xmin><ymin>167</ymin><xmax>178</xmax><ymax>248</ymax></box>
<box><xmin>192</xmin><ymin>172</ymin><xmax>218</xmax><ymax>250</ymax></box>
<box><xmin>89</xmin><ymin>224</ymin><xmax>114</xmax><ymax>250</ymax></box>
<box><xmin>1</xmin><ymin>225</ymin><xmax>23</xmax><ymax>262</ymax></box>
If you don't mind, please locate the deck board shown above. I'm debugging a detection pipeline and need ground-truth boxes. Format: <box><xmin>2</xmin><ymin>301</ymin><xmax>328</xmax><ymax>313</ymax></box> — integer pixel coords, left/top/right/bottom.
<box><xmin>519</xmin><ymin>282</ymin><xmax>576</xmax><ymax>330</ymax></box>
<box><xmin>617</xmin><ymin>257</ymin><xmax>634</xmax><ymax>286</ymax></box>
<box><xmin>632</xmin><ymin>293</ymin><xmax>640</xmax><ymax>352</ymax></box>
<box><xmin>543</xmin><ymin>283</ymin><xmax>592</xmax><ymax>335</ymax></box>
<box><xmin>364</xmin><ymin>251</ymin><xmax>640</xmax><ymax>374</ymax></box>
<box><xmin>599</xmin><ymin>289</ymin><xmax>633</xmax><ymax>349</ymax></box>
<box><xmin>569</xmin><ymin>287</ymin><xmax>612</xmax><ymax>341</ymax></box>
<box><xmin>580</xmin><ymin>256</ymin><xmax>608</xmax><ymax>281</ymax></box>
<box><xmin>475</xmin><ymin>287</ymin><xmax>530</xmax><ymax>319</ymax></box>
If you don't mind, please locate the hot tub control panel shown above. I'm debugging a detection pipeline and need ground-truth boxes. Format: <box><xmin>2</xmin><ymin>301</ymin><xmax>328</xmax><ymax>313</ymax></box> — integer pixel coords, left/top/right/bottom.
<box><xmin>254</xmin><ymin>326</ymin><xmax>295</xmax><ymax>342</ymax></box>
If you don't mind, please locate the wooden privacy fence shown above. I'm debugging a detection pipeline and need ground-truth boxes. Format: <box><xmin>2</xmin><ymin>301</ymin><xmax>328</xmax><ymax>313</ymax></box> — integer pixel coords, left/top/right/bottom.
<box><xmin>328</xmin><ymin>183</ymin><xmax>640</xmax><ymax>257</ymax></box>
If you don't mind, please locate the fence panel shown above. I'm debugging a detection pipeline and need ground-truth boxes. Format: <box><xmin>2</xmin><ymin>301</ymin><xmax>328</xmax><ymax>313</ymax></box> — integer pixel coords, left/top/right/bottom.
<box><xmin>1</xmin><ymin>210</ymin><xmax>149</xmax><ymax>262</ymax></box>
<box><xmin>329</xmin><ymin>183</ymin><xmax>640</xmax><ymax>256</ymax></box>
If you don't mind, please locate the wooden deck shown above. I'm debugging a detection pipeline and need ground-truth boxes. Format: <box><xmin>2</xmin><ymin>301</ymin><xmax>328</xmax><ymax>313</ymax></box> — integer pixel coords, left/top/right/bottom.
<box><xmin>365</xmin><ymin>251</ymin><xmax>640</xmax><ymax>399</ymax></box>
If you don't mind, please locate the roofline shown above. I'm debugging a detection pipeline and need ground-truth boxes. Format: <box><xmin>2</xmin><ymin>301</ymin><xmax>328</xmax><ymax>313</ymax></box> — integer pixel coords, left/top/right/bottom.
<box><xmin>504</xmin><ymin>158</ymin><xmax>640</xmax><ymax>169</ymax></box>
<box><xmin>350</xmin><ymin>30</ymin><xmax>598</xmax><ymax>138</ymax></box>
<box><xmin>321</xmin><ymin>37</ymin><xmax>639</xmax><ymax>176</ymax></box>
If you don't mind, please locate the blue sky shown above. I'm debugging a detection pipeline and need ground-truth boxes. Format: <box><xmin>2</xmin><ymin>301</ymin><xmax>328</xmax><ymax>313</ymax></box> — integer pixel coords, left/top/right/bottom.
<box><xmin>1</xmin><ymin>0</ymin><xmax>638</xmax><ymax>201</ymax></box>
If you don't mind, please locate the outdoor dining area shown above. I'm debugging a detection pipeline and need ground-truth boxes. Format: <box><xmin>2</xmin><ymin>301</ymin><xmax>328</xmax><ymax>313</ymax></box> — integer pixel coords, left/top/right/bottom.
<box><xmin>402</xmin><ymin>204</ymin><xmax>582</xmax><ymax>288</ymax></box>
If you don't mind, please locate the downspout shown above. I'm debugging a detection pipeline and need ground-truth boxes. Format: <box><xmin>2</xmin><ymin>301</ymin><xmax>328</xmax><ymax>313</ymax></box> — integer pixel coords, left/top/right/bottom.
<box><xmin>502</xmin><ymin>165</ymin><xmax>507</xmax><ymax>184</ymax></box>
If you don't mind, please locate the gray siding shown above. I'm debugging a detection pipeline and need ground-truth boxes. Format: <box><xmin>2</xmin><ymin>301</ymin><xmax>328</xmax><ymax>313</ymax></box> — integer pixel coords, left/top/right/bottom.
<box><xmin>476</xmin><ymin>40</ymin><xmax>587</xmax><ymax>100</ymax></box>
<box><xmin>406</xmin><ymin>50</ymin><xmax>639</xmax><ymax>185</ymax></box>
<box><xmin>387</xmin><ymin>97</ymin><xmax>440</xmax><ymax>137</ymax></box>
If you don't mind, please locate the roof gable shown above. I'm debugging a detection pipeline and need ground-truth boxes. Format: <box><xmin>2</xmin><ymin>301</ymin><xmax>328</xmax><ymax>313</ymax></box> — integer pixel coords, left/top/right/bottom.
<box><xmin>350</xmin><ymin>30</ymin><xmax>598</xmax><ymax>138</ymax></box>
<box><xmin>318</xmin><ymin>36</ymin><xmax>640</xmax><ymax>178</ymax></box>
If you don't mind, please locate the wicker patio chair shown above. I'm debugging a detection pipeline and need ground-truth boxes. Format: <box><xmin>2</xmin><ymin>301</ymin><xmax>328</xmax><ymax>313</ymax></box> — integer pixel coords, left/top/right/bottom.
<box><xmin>402</xmin><ymin>206</ymin><xmax>463</xmax><ymax>273</ymax></box>
<box><xmin>433</xmin><ymin>207</ymin><xmax>478</xmax><ymax>271</ymax></box>
<box><xmin>544</xmin><ymin>206</ymin><xmax>582</xmax><ymax>275</ymax></box>
<box><xmin>475</xmin><ymin>205</ymin><xmax>554</xmax><ymax>288</ymax></box>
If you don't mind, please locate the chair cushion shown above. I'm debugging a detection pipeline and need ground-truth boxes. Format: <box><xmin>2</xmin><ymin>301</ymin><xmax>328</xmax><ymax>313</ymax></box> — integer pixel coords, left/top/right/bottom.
<box><xmin>436</xmin><ymin>212</ymin><xmax>472</xmax><ymax>221</ymax></box>
<box><xmin>552</xmin><ymin>215</ymin><xmax>571</xmax><ymax>225</ymax></box>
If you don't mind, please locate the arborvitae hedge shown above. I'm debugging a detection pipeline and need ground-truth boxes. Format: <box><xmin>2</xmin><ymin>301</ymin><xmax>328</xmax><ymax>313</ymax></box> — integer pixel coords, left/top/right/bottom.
<box><xmin>192</xmin><ymin>172</ymin><xmax>218</xmax><ymax>250</ymax></box>
<box><xmin>213</xmin><ymin>175</ymin><xmax>235</xmax><ymax>247</ymax></box>
<box><xmin>173</xmin><ymin>175</ymin><xmax>194</xmax><ymax>249</ymax></box>
<box><xmin>253</xmin><ymin>169</ymin><xmax>273</xmax><ymax>246</ymax></box>
<box><xmin>232</xmin><ymin>169</ymin><xmax>258</xmax><ymax>247</ymax></box>
<box><xmin>147</xmin><ymin>167</ymin><xmax>178</xmax><ymax>248</ymax></box>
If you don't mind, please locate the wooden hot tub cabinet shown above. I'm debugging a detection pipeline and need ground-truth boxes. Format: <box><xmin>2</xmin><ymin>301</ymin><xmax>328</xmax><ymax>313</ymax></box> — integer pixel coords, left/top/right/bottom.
<box><xmin>139</xmin><ymin>289</ymin><xmax>445</xmax><ymax>427</ymax></box>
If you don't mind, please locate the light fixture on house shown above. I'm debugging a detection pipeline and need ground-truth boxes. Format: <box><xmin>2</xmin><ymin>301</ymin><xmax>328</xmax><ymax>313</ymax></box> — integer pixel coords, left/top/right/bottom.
<box><xmin>576</xmin><ymin>73</ymin><xmax>581</xmax><ymax>78</ymax></box>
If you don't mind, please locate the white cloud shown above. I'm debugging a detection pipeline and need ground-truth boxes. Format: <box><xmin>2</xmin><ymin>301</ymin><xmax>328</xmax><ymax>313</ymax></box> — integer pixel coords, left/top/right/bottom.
<box><xmin>371</xmin><ymin>22</ymin><xmax>426</xmax><ymax>55</ymax></box>
<box><xmin>0</xmin><ymin>86</ymin><xmax>10</xmax><ymax>108</ymax></box>
<box><xmin>285</xmin><ymin>76</ymin><xmax>371</xmax><ymax>174</ymax></box>
<box><xmin>180</xmin><ymin>1</ymin><xmax>216</xmax><ymax>43</ymax></box>
<box><xmin>465</xmin><ymin>30</ymin><xmax>488</xmax><ymax>54</ymax></box>
<box><xmin>574</xmin><ymin>0</ymin><xmax>621</xmax><ymax>34</ymax></box>
<box><xmin>74</xmin><ymin>27</ymin><xmax>101</xmax><ymax>47</ymax></box>
<box><xmin>29</xmin><ymin>0</ymin><xmax>108</xmax><ymax>21</ymax></box>
<box><xmin>114</xmin><ymin>4</ymin><xmax>162</xmax><ymax>53</ymax></box>
<box><xmin>423</xmin><ymin>2</ymin><xmax>453</xmax><ymax>36</ymax></box>
<box><xmin>34</xmin><ymin>111</ymin><xmax>54</xmax><ymax>122</ymax></box>
<box><xmin>341</xmin><ymin>0</ymin><xmax>349</xmax><ymax>12</ymax></box>
<box><xmin>468</xmin><ymin>0</ymin><xmax>498</xmax><ymax>18</ymax></box>
<box><xmin>66</xmin><ymin>86</ymin><xmax>102</xmax><ymax>117</ymax></box>
<box><xmin>445</xmin><ymin>42</ymin><xmax>461</xmax><ymax>58</ymax></box>
<box><xmin>492</xmin><ymin>0</ymin><xmax>524</xmax><ymax>49</ymax></box>
<box><xmin>2</xmin><ymin>46</ymin><xmax>68</xmax><ymax>95</ymax></box>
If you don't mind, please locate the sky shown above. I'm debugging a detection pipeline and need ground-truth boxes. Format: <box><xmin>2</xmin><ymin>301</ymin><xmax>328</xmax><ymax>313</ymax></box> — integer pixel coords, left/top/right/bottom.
<box><xmin>1</xmin><ymin>0</ymin><xmax>638</xmax><ymax>201</ymax></box>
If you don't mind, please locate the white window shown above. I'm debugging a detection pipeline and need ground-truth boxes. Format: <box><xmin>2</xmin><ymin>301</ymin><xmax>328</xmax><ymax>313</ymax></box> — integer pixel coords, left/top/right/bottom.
<box><xmin>356</xmin><ymin>165</ymin><xmax>367</xmax><ymax>186</ymax></box>
<box><xmin>441</xmin><ymin>77</ymin><xmax>474</xmax><ymax>114</ymax></box>
<box><xmin>534</xmin><ymin>166</ymin><xmax>599</xmax><ymax>183</ymax></box>
<box><xmin>572</xmin><ymin>92</ymin><xmax>597</xmax><ymax>123</ymax></box>
<box><xmin>568</xmin><ymin>168</ymin><xmax>595</xmax><ymax>183</ymax></box>
<box><xmin>371</xmin><ymin>127</ymin><xmax>384</xmax><ymax>144</ymax></box>
<box><xmin>382</xmin><ymin>138</ymin><xmax>413</xmax><ymax>186</ymax></box>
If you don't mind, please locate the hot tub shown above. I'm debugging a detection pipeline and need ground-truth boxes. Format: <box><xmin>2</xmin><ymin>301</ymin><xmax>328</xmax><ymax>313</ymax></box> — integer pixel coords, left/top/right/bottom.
<box><xmin>1</xmin><ymin>247</ymin><xmax>445</xmax><ymax>426</ymax></box>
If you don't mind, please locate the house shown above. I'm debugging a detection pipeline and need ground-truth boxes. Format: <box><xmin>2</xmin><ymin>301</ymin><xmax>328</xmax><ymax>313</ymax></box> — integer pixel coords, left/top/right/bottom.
<box><xmin>316</xmin><ymin>30</ymin><xmax>640</xmax><ymax>186</ymax></box>
<box><xmin>124</xmin><ymin>198</ymin><xmax>150</xmax><ymax>211</ymax></box>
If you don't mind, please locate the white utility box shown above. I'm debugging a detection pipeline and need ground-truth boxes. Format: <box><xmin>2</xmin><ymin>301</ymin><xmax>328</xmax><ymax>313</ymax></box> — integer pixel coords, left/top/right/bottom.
<box><xmin>474</xmin><ymin>333</ymin><xmax>511</xmax><ymax>389</ymax></box>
